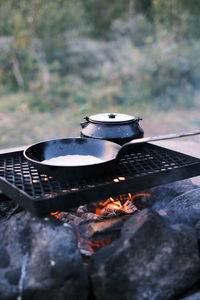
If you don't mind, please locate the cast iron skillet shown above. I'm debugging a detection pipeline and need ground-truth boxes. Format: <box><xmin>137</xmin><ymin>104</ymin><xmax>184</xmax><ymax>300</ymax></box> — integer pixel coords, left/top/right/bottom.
<box><xmin>23</xmin><ymin>138</ymin><xmax>121</xmax><ymax>180</ymax></box>
<box><xmin>23</xmin><ymin>131</ymin><xmax>200</xmax><ymax>180</ymax></box>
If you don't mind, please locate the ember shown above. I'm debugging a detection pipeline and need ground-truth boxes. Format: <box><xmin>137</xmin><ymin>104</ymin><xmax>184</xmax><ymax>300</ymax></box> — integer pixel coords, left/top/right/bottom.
<box><xmin>50</xmin><ymin>211</ymin><xmax>62</xmax><ymax>219</ymax></box>
<box><xmin>78</xmin><ymin>236</ymin><xmax>113</xmax><ymax>254</ymax></box>
<box><xmin>113</xmin><ymin>176</ymin><xmax>125</xmax><ymax>182</ymax></box>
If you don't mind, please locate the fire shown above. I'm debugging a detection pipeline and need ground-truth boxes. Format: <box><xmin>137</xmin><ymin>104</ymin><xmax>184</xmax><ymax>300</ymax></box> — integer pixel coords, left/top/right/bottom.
<box><xmin>129</xmin><ymin>193</ymin><xmax>151</xmax><ymax>201</ymax></box>
<box><xmin>49</xmin><ymin>191</ymin><xmax>151</xmax><ymax>254</ymax></box>
<box><xmin>50</xmin><ymin>193</ymin><xmax>151</xmax><ymax>219</ymax></box>
<box><xmin>95</xmin><ymin>197</ymin><xmax>128</xmax><ymax>215</ymax></box>
<box><xmin>78</xmin><ymin>235</ymin><xmax>113</xmax><ymax>253</ymax></box>
<box><xmin>95</xmin><ymin>193</ymin><xmax>151</xmax><ymax>216</ymax></box>
<box><xmin>50</xmin><ymin>211</ymin><xmax>62</xmax><ymax>219</ymax></box>
<box><xmin>85</xmin><ymin>238</ymin><xmax>113</xmax><ymax>252</ymax></box>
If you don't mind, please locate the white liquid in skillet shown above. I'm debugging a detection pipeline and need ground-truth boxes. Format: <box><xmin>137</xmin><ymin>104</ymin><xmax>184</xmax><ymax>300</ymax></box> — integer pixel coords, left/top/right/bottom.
<box><xmin>42</xmin><ymin>155</ymin><xmax>103</xmax><ymax>166</ymax></box>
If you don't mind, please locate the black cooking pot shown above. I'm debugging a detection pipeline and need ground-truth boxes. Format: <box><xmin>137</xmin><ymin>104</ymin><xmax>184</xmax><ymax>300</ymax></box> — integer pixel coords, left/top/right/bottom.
<box><xmin>80</xmin><ymin>113</ymin><xmax>144</xmax><ymax>145</ymax></box>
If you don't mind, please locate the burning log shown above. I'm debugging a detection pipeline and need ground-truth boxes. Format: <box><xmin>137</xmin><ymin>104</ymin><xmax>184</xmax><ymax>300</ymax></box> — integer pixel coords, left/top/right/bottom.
<box><xmin>78</xmin><ymin>215</ymin><xmax>130</xmax><ymax>239</ymax></box>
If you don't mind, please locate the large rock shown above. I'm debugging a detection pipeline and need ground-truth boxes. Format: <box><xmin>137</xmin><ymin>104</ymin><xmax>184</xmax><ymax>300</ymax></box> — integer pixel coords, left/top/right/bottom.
<box><xmin>195</xmin><ymin>220</ymin><xmax>200</xmax><ymax>241</ymax></box>
<box><xmin>149</xmin><ymin>179</ymin><xmax>198</xmax><ymax>210</ymax></box>
<box><xmin>90</xmin><ymin>209</ymin><xmax>200</xmax><ymax>300</ymax></box>
<box><xmin>0</xmin><ymin>193</ymin><xmax>21</xmax><ymax>221</ymax></box>
<box><xmin>131</xmin><ymin>180</ymin><xmax>198</xmax><ymax>211</ymax></box>
<box><xmin>163</xmin><ymin>188</ymin><xmax>200</xmax><ymax>226</ymax></box>
<box><xmin>0</xmin><ymin>211</ymin><xmax>89</xmax><ymax>300</ymax></box>
<box><xmin>181</xmin><ymin>291</ymin><xmax>200</xmax><ymax>300</ymax></box>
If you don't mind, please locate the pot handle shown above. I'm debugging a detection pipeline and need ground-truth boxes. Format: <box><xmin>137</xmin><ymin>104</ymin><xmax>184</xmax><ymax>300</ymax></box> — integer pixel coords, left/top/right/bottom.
<box><xmin>80</xmin><ymin>116</ymin><xmax>89</xmax><ymax>129</ymax></box>
<box><xmin>134</xmin><ymin>117</ymin><xmax>142</xmax><ymax>122</ymax></box>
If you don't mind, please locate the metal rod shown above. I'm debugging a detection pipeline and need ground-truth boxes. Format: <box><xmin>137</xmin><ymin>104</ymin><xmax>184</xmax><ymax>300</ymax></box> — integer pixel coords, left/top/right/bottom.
<box><xmin>116</xmin><ymin>130</ymin><xmax>200</xmax><ymax>159</ymax></box>
<box><xmin>124</xmin><ymin>130</ymin><xmax>200</xmax><ymax>145</ymax></box>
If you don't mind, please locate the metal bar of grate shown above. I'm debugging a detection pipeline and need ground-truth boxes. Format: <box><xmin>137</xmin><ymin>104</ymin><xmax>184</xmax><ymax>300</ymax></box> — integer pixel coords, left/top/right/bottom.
<box><xmin>0</xmin><ymin>144</ymin><xmax>200</xmax><ymax>216</ymax></box>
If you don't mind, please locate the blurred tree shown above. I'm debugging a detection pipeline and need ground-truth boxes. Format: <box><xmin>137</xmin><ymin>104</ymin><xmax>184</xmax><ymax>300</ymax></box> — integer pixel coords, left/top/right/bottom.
<box><xmin>0</xmin><ymin>0</ymin><xmax>85</xmax><ymax>55</ymax></box>
<box><xmin>153</xmin><ymin>0</ymin><xmax>200</xmax><ymax>38</ymax></box>
<box><xmin>83</xmin><ymin>0</ymin><xmax>128</xmax><ymax>38</ymax></box>
<box><xmin>0</xmin><ymin>0</ymin><xmax>85</xmax><ymax>89</ymax></box>
<box><xmin>130</xmin><ymin>0</ymin><xmax>152</xmax><ymax>16</ymax></box>
<box><xmin>0</xmin><ymin>0</ymin><xmax>200</xmax><ymax>101</ymax></box>
<box><xmin>83</xmin><ymin>0</ymin><xmax>153</xmax><ymax>38</ymax></box>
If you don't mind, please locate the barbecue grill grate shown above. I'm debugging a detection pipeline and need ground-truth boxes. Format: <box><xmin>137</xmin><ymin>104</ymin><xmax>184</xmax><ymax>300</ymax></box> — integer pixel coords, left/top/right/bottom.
<box><xmin>0</xmin><ymin>143</ymin><xmax>200</xmax><ymax>216</ymax></box>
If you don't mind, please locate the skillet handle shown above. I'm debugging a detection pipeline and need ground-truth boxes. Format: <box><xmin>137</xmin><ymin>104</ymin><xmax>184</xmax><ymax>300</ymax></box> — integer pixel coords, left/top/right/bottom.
<box><xmin>116</xmin><ymin>130</ymin><xmax>200</xmax><ymax>158</ymax></box>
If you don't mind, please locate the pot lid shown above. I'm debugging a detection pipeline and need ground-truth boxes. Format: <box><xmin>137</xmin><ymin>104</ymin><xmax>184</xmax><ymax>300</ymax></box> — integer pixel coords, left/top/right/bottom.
<box><xmin>88</xmin><ymin>113</ymin><xmax>138</xmax><ymax>124</ymax></box>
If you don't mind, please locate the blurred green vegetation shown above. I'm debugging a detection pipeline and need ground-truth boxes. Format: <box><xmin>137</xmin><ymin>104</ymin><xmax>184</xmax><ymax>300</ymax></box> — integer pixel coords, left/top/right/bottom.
<box><xmin>0</xmin><ymin>0</ymin><xmax>200</xmax><ymax>114</ymax></box>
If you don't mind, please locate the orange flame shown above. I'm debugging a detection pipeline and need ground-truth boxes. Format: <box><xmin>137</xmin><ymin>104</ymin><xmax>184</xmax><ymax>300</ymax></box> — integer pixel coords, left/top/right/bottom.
<box><xmin>95</xmin><ymin>198</ymin><xmax>122</xmax><ymax>215</ymax></box>
<box><xmin>79</xmin><ymin>235</ymin><xmax>113</xmax><ymax>253</ymax></box>
<box><xmin>86</xmin><ymin>238</ymin><xmax>113</xmax><ymax>252</ymax></box>
<box><xmin>95</xmin><ymin>193</ymin><xmax>151</xmax><ymax>216</ymax></box>
<box><xmin>50</xmin><ymin>193</ymin><xmax>151</xmax><ymax>218</ymax></box>
<box><xmin>129</xmin><ymin>193</ymin><xmax>151</xmax><ymax>201</ymax></box>
<box><xmin>50</xmin><ymin>211</ymin><xmax>62</xmax><ymax>219</ymax></box>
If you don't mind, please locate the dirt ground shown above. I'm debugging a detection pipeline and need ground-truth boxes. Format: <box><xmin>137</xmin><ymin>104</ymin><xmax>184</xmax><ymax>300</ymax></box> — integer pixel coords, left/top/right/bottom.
<box><xmin>0</xmin><ymin>106</ymin><xmax>199</xmax><ymax>149</ymax></box>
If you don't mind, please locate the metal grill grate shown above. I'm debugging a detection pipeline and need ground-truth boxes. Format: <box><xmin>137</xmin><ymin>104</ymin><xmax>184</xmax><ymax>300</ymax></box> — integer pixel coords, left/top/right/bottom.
<box><xmin>0</xmin><ymin>143</ymin><xmax>200</xmax><ymax>216</ymax></box>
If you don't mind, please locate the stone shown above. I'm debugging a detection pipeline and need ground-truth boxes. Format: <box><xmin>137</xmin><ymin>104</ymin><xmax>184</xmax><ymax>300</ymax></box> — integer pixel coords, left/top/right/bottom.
<box><xmin>195</xmin><ymin>221</ymin><xmax>200</xmax><ymax>241</ymax></box>
<box><xmin>181</xmin><ymin>291</ymin><xmax>200</xmax><ymax>300</ymax></box>
<box><xmin>90</xmin><ymin>209</ymin><xmax>200</xmax><ymax>300</ymax></box>
<box><xmin>0</xmin><ymin>211</ymin><xmax>89</xmax><ymax>300</ymax></box>
<box><xmin>0</xmin><ymin>193</ymin><xmax>21</xmax><ymax>221</ymax></box>
<box><xmin>163</xmin><ymin>188</ymin><xmax>200</xmax><ymax>226</ymax></box>
<box><xmin>148</xmin><ymin>179</ymin><xmax>198</xmax><ymax>210</ymax></box>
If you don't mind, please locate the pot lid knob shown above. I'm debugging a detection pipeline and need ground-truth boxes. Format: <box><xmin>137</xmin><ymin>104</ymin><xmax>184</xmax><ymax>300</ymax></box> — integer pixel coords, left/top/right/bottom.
<box><xmin>108</xmin><ymin>113</ymin><xmax>116</xmax><ymax>119</ymax></box>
